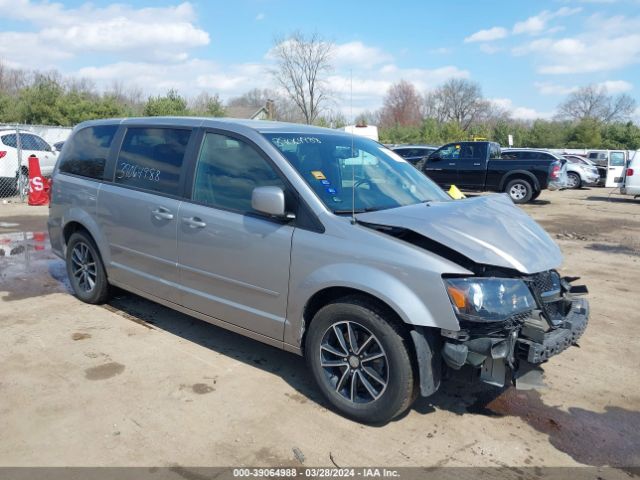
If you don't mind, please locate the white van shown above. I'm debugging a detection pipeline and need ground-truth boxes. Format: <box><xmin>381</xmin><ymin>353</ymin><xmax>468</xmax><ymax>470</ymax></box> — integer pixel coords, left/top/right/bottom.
<box><xmin>342</xmin><ymin>124</ymin><xmax>379</xmax><ymax>142</ymax></box>
<box><xmin>620</xmin><ymin>151</ymin><xmax>640</xmax><ymax>198</ymax></box>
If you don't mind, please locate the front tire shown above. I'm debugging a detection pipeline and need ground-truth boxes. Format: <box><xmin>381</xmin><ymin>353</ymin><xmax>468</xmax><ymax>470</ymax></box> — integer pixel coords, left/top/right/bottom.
<box><xmin>66</xmin><ymin>231</ymin><xmax>110</xmax><ymax>304</ymax></box>
<box><xmin>505</xmin><ymin>178</ymin><xmax>533</xmax><ymax>204</ymax></box>
<box><xmin>305</xmin><ymin>297</ymin><xmax>417</xmax><ymax>424</ymax></box>
<box><xmin>567</xmin><ymin>172</ymin><xmax>581</xmax><ymax>189</ymax></box>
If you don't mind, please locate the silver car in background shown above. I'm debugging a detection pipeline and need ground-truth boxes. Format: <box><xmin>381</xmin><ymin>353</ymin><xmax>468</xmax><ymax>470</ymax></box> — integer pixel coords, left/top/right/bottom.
<box><xmin>562</xmin><ymin>155</ymin><xmax>601</xmax><ymax>189</ymax></box>
<box><xmin>48</xmin><ymin>118</ymin><xmax>589</xmax><ymax>423</ymax></box>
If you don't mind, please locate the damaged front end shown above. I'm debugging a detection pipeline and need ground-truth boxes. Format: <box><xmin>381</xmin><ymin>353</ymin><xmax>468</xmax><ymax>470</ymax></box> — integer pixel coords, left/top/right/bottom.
<box><xmin>355</xmin><ymin>195</ymin><xmax>589</xmax><ymax>394</ymax></box>
<box><xmin>441</xmin><ymin>270</ymin><xmax>589</xmax><ymax>389</ymax></box>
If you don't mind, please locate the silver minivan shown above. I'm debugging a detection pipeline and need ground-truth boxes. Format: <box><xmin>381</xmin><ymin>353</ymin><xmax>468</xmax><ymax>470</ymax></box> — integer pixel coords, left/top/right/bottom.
<box><xmin>48</xmin><ymin>117</ymin><xmax>589</xmax><ymax>423</ymax></box>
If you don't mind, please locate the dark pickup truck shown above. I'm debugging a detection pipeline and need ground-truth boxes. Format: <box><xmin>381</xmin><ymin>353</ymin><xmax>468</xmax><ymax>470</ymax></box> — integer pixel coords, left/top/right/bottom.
<box><xmin>416</xmin><ymin>141</ymin><xmax>566</xmax><ymax>203</ymax></box>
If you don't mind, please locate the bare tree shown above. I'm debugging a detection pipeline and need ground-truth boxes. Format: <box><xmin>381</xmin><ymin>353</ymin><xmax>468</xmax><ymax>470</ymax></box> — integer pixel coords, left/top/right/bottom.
<box><xmin>227</xmin><ymin>88</ymin><xmax>272</xmax><ymax>109</ymax></box>
<box><xmin>270</xmin><ymin>32</ymin><xmax>334</xmax><ymax>124</ymax></box>
<box><xmin>64</xmin><ymin>77</ymin><xmax>99</xmax><ymax>100</ymax></box>
<box><xmin>0</xmin><ymin>62</ymin><xmax>30</xmax><ymax>95</ymax></box>
<box><xmin>425</xmin><ymin>78</ymin><xmax>490</xmax><ymax>131</ymax></box>
<box><xmin>106</xmin><ymin>80</ymin><xmax>144</xmax><ymax>113</ymax></box>
<box><xmin>557</xmin><ymin>84</ymin><xmax>636</xmax><ymax>123</ymax></box>
<box><xmin>378</xmin><ymin>80</ymin><xmax>424</xmax><ymax>128</ymax></box>
<box><xmin>190</xmin><ymin>92</ymin><xmax>226</xmax><ymax>117</ymax></box>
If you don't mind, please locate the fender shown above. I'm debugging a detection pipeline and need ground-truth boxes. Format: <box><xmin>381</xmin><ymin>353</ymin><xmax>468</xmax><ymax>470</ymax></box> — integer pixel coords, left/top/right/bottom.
<box><xmin>61</xmin><ymin>207</ymin><xmax>111</xmax><ymax>266</ymax></box>
<box><xmin>283</xmin><ymin>262</ymin><xmax>461</xmax><ymax>348</ymax></box>
<box><xmin>499</xmin><ymin>169</ymin><xmax>541</xmax><ymax>191</ymax></box>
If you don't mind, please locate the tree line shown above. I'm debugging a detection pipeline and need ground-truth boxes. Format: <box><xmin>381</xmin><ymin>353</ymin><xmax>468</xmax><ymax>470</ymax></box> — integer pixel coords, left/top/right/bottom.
<box><xmin>368</xmin><ymin>78</ymin><xmax>639</xmax><ymax>149</ymax></box>
<box><xmin>1</xmin><ymin>30</ymin><xmax>639</xmax><ymax>150</ymax></box>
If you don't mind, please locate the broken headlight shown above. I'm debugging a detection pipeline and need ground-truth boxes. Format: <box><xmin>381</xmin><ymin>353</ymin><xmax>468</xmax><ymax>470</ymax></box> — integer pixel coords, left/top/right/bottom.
<box><xmin>444</xmin><ymin>277</ymin><xmax>536</xmax><ymax>323</ymax></box>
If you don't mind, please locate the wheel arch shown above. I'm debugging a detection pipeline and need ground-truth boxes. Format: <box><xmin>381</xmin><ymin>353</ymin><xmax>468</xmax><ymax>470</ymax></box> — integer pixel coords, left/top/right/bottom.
<box><xmin>60</xmin><ymin>209</ymin><xmax>110</xmax><ymax>266</ymax></box>
<box><xmin>300</xmin><ymin>287</ymin><xmax>407</xmax><ymax>354</ymax></box>
<box><xmin>499</xmin><ymin>170</ymin><xmax>540</xmax><ymax>192</ymax></box>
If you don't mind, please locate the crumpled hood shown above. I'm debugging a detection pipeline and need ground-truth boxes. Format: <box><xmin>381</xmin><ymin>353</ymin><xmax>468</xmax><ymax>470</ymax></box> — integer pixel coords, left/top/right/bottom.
<box><xmin>356</xmin><ymin>194</ymin><xmax>562</xmax><ymax>274</ymax></box>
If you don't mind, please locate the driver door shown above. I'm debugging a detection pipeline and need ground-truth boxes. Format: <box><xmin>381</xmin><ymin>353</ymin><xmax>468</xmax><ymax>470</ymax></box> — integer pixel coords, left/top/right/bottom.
<box><xmin>177</xmin><ymin>130</ymin><xmax>294</xmax><ymax>340</ymax></box>
<box><xmin>423</xmin><ymin>144</ymin><xmax>459</xmax><ymax>187</ymax></box>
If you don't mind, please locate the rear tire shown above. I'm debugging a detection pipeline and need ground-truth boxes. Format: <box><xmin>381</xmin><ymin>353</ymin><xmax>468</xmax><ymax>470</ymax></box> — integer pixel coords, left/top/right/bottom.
<box><xmin>66</xmin><ymin>231</ymin><xmax>110</xmax><ymax>304</ymax></box>
<box><xmin>305</xmin><ymin>296</ymin><xmax>417</xmax><ymax>424</ymax></box>
<box><xmin>505</xmin><ymin>178</ymin><xmax>533</xmax><ymax>204</ymax></box>
<box><xmin>567</xmin><ymin>172</ymin><xmax>581</xmax><ymax>189</ymax></box>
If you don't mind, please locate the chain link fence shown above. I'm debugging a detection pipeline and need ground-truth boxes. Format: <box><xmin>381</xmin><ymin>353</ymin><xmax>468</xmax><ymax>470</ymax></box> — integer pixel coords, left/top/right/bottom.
<box><xmin>0</xmin><ymin>124</ymin><xmax>72</xmax><ymax>202</ymax></box>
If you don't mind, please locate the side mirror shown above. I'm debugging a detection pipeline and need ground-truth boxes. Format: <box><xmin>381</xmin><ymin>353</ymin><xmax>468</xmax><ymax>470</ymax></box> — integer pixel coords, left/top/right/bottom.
<box><xmin>429</xmin><ymin>152</ymin><xmax>441</xmax><ymax>161</ymax></box>
<box><xmin>252</xmin><ymin>186</ymin><xmax>287</xmax><ymax>217</ymax></box>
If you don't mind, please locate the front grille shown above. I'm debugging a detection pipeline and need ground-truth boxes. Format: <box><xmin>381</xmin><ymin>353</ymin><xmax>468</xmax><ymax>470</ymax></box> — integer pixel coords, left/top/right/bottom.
<box><xmin>532</xmin><ymin>271</ymin><xmax>558</xmax><ymax>294</ymax></box>
<box><xmin>529</xmin><ymin>271</ymin><xmax>565</xmax><ymax>323</ymax></box>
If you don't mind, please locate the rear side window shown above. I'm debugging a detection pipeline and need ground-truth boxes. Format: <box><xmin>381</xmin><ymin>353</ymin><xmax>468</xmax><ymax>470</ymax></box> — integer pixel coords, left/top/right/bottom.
<box><xmin>115</xmin><ymin>127</ymin><xmax>191</xmax><ymax>196</ymax></box>
<box><xmin>1</xmin><ymin>134</ymin><xmax>17</xmax><ymax>147</ymax></box>
<box><xmin>2</xmin><ymin>133</ymin><xmax>51</xmax><ymax>151</ymax></box>
<box><xmin>610</xmin><ymin>152</ymin><xmax>625</xmax><ymax>166</ymax></box>
<box><xmin>393</xmin><ymin>148</ymin><xmax>409</xmax><ymax>158</ymax></box>
<box><xmin>489</xmin><ymin>143</ymin><xmax>501</xmax><ymax>159</ymax></box>
<box><xmin>59</xmin><ymin>125</ymin><xmax>118</xmax><ymax>179</ymax></box>
<box><xmin>501</xmin><ymin>151</ymin><xmax>520</xmax><ymax>160</ymax></box>
<box><xmin>459</xmin><ymin>143</ymin><xmax>487</xmax><ymax>160</ymax></box>
<box><xmin>192</xmin><ymin>132</ymin><xmax>285</xmax><ymax>212</ymax></box>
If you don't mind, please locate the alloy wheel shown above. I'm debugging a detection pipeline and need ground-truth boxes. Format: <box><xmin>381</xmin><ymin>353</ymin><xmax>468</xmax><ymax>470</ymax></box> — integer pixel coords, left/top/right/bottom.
<box><xmin>509</xmin><ymin>183</ymin><xmax>527</xmax><ymax>200</ymax></box>
<box><xmin>71</xmin><ymin>242</ymin><xmax>97</xmax><ymax>293</ymax></box>
<box><xmin>319</xmin><ymin>321</ymin><xmax>389</xmax><ymax>404</ymax></box>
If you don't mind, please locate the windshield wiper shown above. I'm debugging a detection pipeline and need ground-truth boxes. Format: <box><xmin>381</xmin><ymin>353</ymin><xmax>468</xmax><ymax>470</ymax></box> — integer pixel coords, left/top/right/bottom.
<box><xmin>333</xmin><ymin>207</ymin><xmax>380</xmax><ymax>214</ymax></box>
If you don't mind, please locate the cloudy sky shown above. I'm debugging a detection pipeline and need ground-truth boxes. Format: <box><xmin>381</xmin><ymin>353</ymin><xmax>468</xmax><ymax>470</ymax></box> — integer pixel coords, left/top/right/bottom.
<box><xmin>0</xmin><ymin>0</ymin><xmax>638</xmax><ymax>120</ymax></box>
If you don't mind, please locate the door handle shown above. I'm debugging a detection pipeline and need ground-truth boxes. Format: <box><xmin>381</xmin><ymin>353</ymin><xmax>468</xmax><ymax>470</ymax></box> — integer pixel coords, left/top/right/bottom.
<box><xmin>183</xmin><ymin>217</ymin><xmax>206</xmax><ymax>228</ymax></box>
<box><xmin>473</xmin><ymin>163</ymin><xmax>481</xmax><ymax>166</ymax></box>
<box><xmin>152</xmin><ymin>207</ymin><xmax>174</xmax><ymax>220</ymax></box>
<box><xmin>448</xmin><ymin>163</ymin><xmax>455</xmax><ymax>166</ymax></box>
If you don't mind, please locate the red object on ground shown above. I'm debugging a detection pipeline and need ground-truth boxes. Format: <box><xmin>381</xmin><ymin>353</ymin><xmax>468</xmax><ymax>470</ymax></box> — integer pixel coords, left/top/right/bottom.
<box><xmin>33</xmin><ymin>231</ymin><xmax>46</xmax><ymax>251</ymax></box>
<box><xmin>28</xmin><ymin>155</ymin><xmax>49</xmax><ymax>206</ymax></box>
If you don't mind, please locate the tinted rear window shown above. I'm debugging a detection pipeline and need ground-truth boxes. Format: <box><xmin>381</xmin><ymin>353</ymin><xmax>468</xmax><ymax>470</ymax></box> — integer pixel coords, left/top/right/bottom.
<box><xmin>115</xmin><ymin>127</ymin><xmax>191</xmax><ymax>196</ymax></box>
<box><xmin>59</xmin><ymin>125</ymin><xmax>118</xmax><ymax>179</ymax></box>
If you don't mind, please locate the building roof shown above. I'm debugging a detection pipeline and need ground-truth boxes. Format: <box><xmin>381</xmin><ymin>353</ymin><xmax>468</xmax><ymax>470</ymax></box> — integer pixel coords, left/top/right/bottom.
<box><xmin>225</xmin><ymin>105</ymin><xmax>268</xmax><ymax>120</ymax></box>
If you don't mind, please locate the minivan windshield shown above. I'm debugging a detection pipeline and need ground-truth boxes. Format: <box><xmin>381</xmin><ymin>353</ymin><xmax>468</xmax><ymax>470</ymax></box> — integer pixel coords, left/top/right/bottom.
<box><xmin>264</xmin><ymin>133</ymin><xmax>451</xmax><ymax>213</ymax></box>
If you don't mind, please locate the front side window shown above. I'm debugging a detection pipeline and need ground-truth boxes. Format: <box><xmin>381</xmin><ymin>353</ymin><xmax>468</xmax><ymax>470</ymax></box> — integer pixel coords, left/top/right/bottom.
<box><xmin>264</xmin><ymin>133</ymin><xmax>450</xmax><ymax>213</ymax></box>
<box><xmin>21</xmin><ymin>134</ymin><xmax>50</xmax><ymax>151</ymax></box>
<box><xmin>192</xmin><ymin>132</ymin><xmax>285</xmax><ymax>212</ymax></box>
<box><xmin>438</xmin><ymin>144</ymin><xmax>461</xmax><ymax>160</ymax></box>
<box><xmin>59</xmin><ymin>125</ymin><xmax>118</xmax><ymax>179</ymax></box>
<box><xmin>115</xmin><ymin>127</ymin><xmax>191</xmax><ymax>196</ymax></box>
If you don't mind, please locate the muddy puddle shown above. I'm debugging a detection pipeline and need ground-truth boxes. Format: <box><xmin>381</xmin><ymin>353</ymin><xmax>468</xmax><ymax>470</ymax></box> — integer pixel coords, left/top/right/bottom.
<box><xmin>467</xmin><ymin>387</ymin><xmax>640</xmax><ymax>467</ymax></box>
<box><xmin>0</xmin><ymin>231</ymin><xmax>71</xmax><ymax>302</ymax></box>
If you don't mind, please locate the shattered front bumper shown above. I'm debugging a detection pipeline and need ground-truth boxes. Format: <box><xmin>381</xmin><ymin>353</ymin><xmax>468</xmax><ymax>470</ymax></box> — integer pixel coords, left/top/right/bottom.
<box><xmin>440</xmin><ymin>295</ymin><xmax>589</xmax><ymax>389</ymax></box>
<box><xmin>519</xmin><ymin>298</ymin><xmax>588</xmax><ymax>364</ymax></box>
